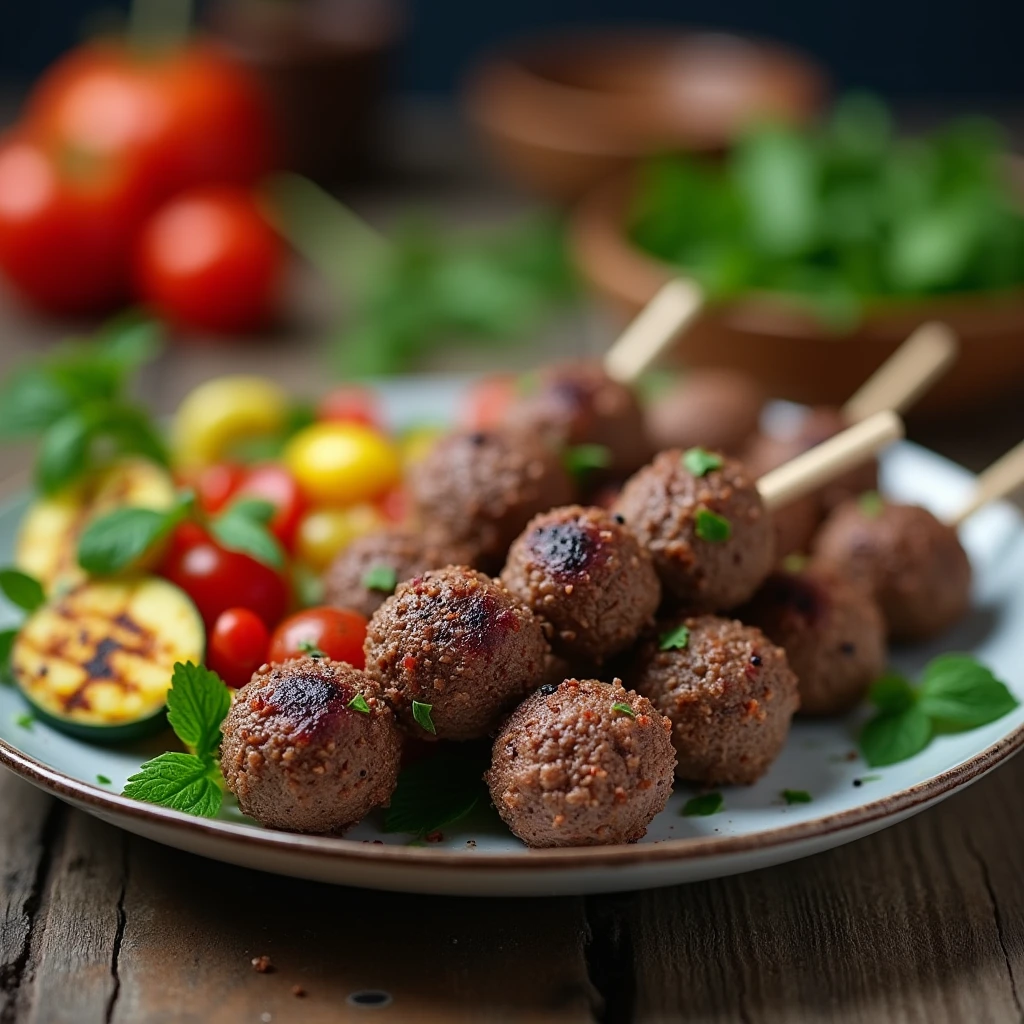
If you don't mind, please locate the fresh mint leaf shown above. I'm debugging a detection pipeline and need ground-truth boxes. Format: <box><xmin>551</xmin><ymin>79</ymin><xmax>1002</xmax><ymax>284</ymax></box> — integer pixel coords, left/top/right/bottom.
<box><xmin>659</xmin><ymin>624</ymin><xmax>690</xmax><ymax>651</ymax></box>
<box><xmin>869</xmin><ymin>673</ymin><xmax>916</xmax><ymax>714</ymax></box>
<box><xmin>211</xmin><ymin>506</ymin><xmax>285</xmax><ymax>570</ymax></box>
<box><xmin>682</xmin><ymin>448</ymin><xmax>724</xmax><ymax>477</ymax></box>
<box><xmin>0</xmin><ymin>569</ymin><xmax>45</xmax><ymax>613</ymax></box>
<box><xmin>563</xmin><ymin>444</ymin><xmax>612</xmax><ymax>478</ymax></box>
<box><xmin>362</xmin><ymin>565</ymin><xmax>398</xmax><ymax>594</ymax></box>
<box><xmin>694</xmin><ymin>508</ymin><xmax>731</xmax><ymax>543</ymax></box>
<box><xmin>123</xmin><ymin>752</ymin><xmax>223</xmax><ymax>818</ymax></box>
<box><xmin>77</xmin><ymin>507</ymin><xmax>175</xmax><ymax>575</ymax></box>
<box><xmin>860</xmin><ymin>705</ymin><xmax>932</xmax><ymax>767</ymax></box>
<box><xmin>918</xmin><ymin>655</ymin><xmax>1018</xmax><ymax>729</ymax></box>
<box><xmin>384</xmin><ymin>745</ymin><xmax>490</xmax><ymax>836</ymax></box>
<box><xmin>682</xmin><ymin>793</ymin><xmax>724</xmax><ymax>817</ymax></box>
<box><xmin>165</xmin><ymin>662</ymin><xmax>232</xmax><ymax>761</ymax></box>
<box><xmin>611</xmin><ymin>701</ymin><xmax>636</xmax><ymax>718</ymax></box>
<box><xmin>412</xmin><ymin>700</ymin><xmax>436</xmax><ymax>735</ymax></box>
<box><xmin>782</xmin><ymin>789</ymin><xmax>812</xmax><ymax>805</ymax></box>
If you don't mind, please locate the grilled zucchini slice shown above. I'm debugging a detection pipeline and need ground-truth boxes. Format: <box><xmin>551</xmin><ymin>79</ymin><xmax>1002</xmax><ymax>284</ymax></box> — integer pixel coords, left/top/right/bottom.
<box><xmin>15</xmin><ymin>457</ymin><xmax>176</xmax><ymax>593</ymax></box>
<box><xmin>11</xmin><ymin>576</ymin><xmax>205</xmax><ymax>742</ymax></box>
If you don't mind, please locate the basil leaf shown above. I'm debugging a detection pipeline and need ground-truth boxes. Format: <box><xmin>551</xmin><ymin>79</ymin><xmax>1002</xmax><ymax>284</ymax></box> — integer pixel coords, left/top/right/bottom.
<box><xmin>211</xmin><ymin>511</ymin><xmax>285</xmax><ymax>570</ymax></box>
<box><xmin>77</xmin><ymin>507</ymin><xmax>175</xmax><ymax>575</ymax></box>
<box><xmin>35</xmin><ymin>411</ymin><xmax>93</xmax><ymax>495</ymax></box>
<box><xmin>0</xmin><ymin>370</ymin><xmax>74</xmax><ymax>438</ymax></box>
<box><xmin>869</xmin><ymin>673</ymin><xmax>916</xmax><ymax>714</ymax></box>
<box><xmin>860</xmin><ymin>705</ymin><xmax>933</xmax><ymax>767</ymax></box>
<box><xmin>95</xmin><ymin>312</ymin><xmax>163</xmax><ymax>369</ymax></box>
<box><xmin>100</xmin><ymin>403</ymin><xmax>169</xmax><ymax>466</ymax></box>
<box><xmin>165</xmin><ymin>662</ymin><xmax>233</xmax><ymax>761</ymax></box>
<box><xmin>682</xmin><ymin>793</ymin><xmax>724</xmax><ymax>817</ymax></box>
<box><xmin>0</xmin><ymin>569</ymin><xmax>45</xmax><ymax>613</ymax></box>
<box><xmin>123</xmin><ymin>752</ymin><xmax>224</xmax><ymax>818</ymax></box>
<box><xmin>226</xmin><ymin>497</ymin><xmax>277</xmax><ymax>524</ymax></box>
<box><xmin>918</xmin><ymin>655</ymin><xmax>1019</xmax><ymax>729</ymax></box>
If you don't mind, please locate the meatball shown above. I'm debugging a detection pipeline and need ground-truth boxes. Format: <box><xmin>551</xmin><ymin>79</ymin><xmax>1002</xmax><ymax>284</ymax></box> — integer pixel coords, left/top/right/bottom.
<box><xmin>220</xmin><ymin>658</ymin><xmax>401</xmax><ymax>833</ymax></box>
<box><xmin>486</xmin><ymin>677</ymin><xmax>676</xmax><ymax>847</ymax></box>
<box><xmin>812</xmin><ymin>499</ymin><xmax>972</xmax><ymax>642</ymax></box>
<box><xmin>737</xmin><ymin>567</ymin><xmax>886</xmax><ymax>716</ymax></box>
<box><xmin>646</xmin><ymin>369</ymin><xmax>765</xmax><ymax>455</ymax></box>
<box><xmin>502</xmin><ymin>360</ymin><xmax>653</xmax><ymax>480</ymax></box>
<box><xmin>612</xmin><ymin>450</ymin><xmax>774</xmax><ymax>611</ymax></box>
<box><xmin>324</xmin><ymin>527</ymin><xmax>481</xmax><ymax>618</ymax></box>
<box><xmin>630</xmin><ymin>615</ymin><xmax>799</xmax><ymax>785</ymax></box>
<box><xmin>364</xmin><ymin>566</ymin><xmax>550</xmax><ymax>741</ymax></box>
<box><xmin>501</xmin><ymin>505</ymin><xmax>661</xmax><ymax>663</ymax></box>
<box><xmin>409</xmin><ymin>427</ymin><xmax>574</xmax><ymax>571</ymax></box>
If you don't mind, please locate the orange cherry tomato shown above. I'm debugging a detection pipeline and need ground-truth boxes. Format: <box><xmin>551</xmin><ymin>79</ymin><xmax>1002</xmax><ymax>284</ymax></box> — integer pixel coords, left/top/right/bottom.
<box><xmin>207</xmin><ymin>607</ymin><xmax>270</xmax><ymax>688</ymax></box>
<box><xmin>267</xmin><ymin>607</ymin><xmax>368</xmax><ymax>668</ymax></box>
<box><xmin>134</xmin><ymin>185</ymin><xmax>284</xmax><ymax>334</ymax></box>
<box><xmin>316</xmin><ymin>386</ymin><xmax>379</xmax><ymax>428</ymax></box>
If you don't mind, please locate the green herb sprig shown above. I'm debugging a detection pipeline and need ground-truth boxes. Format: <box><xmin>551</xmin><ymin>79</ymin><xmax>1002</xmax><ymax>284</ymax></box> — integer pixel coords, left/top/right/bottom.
<box><xmin>682</xmin><ymin>793</ymin><xmax>724</xmax><ymax>817</ymax></box>
<box><xmin>0</xmin><ymin>567</ymin><xmax>46</xmax><ymax>680</ymax></box>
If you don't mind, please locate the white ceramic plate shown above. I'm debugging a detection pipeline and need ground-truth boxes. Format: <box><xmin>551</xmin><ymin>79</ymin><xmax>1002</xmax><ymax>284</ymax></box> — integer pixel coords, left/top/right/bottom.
<box><xmin>2</xmin><ymin>379</ymin><xmax>1023</xmax><ymax>897</ymax></box>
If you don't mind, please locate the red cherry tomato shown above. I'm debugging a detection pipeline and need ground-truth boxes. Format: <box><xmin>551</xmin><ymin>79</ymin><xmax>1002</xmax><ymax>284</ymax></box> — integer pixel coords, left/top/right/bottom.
<box><xmin>316</xmin><ymin>386</ymin><xmax>379</xmax><ymax>428</ymax></box>
<box><xmin>267</xmin><ymin>607</ymin><xmax>368</xmax><ymax>669</ymax></box>
<box><xmin>207</xmin><ymin>607</ymin><xmax>270</xmax><ymax>688</ymax></box>
<box><xmin>378</xmin><ymin>486</ymin><xmax>410</xmax><ymax>525</ymax></box>
<box><xmin>0</xmin><ymin>132</ymin><xmax>149</xmax><ymax>314</ymax></box>
<box><xmin>463</xmin><ymin>375</ymin><xmax>516</xmax><ymax>431</ymax></box>
<box><xmin>160</xmin><ymin>523</ymin><xmax>289</xmax><ymax>631</ymax></box>
<box><xmin>192</xmin><ymin>462</ymin><xmax>247</xmax><ymax>515</ymax></box>
<box><xmin>26</xmin><ymin>41</ymin><xmax>275</xmax><ymax>200</ymax></box>
<box><xmin>234</xmin><ymin>464</ymin><xmax>307</xmax><ymax>551</ymax></box>
<box><xmin>134</xmin><ymin>185</ymin><xmax>284</xmax><ymax>334</ymax></box>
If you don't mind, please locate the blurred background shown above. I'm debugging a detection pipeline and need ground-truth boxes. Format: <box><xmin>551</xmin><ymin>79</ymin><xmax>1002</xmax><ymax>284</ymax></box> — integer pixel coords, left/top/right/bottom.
<box><xmin>1</xmin><ymin>0</ymin><xmax>1023</xmax><ymax>475</ymax></box>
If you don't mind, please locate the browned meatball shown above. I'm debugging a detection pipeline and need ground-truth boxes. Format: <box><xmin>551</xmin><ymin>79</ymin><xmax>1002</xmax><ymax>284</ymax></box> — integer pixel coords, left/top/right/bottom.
<box><xmin>220</xmin><ymin>658</ymin><xmax>401</xmax><ymax>833</ymax></box>
<box><xmin>324</xmin><ymin>527</ymin><xmax>482</xmax><ymax>618</ymax></box>
<box><xmin>630</xmin><ymin>615</ymin><xmax>799</xmax><ymax>785</ymax></box>
<box><xmin>812</xmin><ymin>499</ymin><xmax>972</xmax><ymax>642</ymax></box>
<box><xmin>501</xmin><ymin>505</ymin><xmax>661</xmax><ymax>663</ymax></box>
<box><xmin>502</xmin><ymin>360</ymin><xmax>653</xmax><ymax>480</ymax></box>
<box><xmin>409</xmin><ymin>427</ymin><xmax>574</xmax><ymax>571</ymax></box>
<box><xmin>737</xmin><ymin>567</ymin><xmax>886</xmax><ymax>716</ymax></box>
<box><xmin>486</xmin><ymin>677</ymin><xmax>676</xmax><ymax>847</ymax></box>
<box><xmin>364</xmin><ymin>567</ymin><xmax>550</xmax><ymax>741</ymax></box>
<box><xmin>612</xmin><ymin>450</ymin><xmax>774</xmax><ymax>611</ymax></box>
<box><xmin>646</xmin><ymin>369</ymin><xmax>765</xmax><ymax>455</ymax></box>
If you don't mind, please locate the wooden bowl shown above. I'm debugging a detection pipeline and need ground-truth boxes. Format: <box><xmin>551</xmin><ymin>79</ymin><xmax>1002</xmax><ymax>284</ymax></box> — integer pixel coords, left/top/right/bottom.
<box><xmin>570</xmin><ymin>172</ymin><xmax>1024</xmax><ymax>417</ymax></box>
<box><xmin>464</xmin><ymin>30</ymin><xmax>826</xmax><ymax>201</ymax></box>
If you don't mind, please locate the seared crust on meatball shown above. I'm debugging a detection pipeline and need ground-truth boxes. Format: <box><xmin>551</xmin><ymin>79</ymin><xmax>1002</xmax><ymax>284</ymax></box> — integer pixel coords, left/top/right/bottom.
<box><xmin>812</xmin><ymin>499</ymin><xmax>972</xmax><ymax>642</ymax></box>
<box><xmin>220</xmin><ymin>658</ymin><xmax>401</xmax><ymax>833</ymax></box>
<box><xmin>502</xmin><ymin>360</ymin><xmax>653</xmax><ymax>479</ymax></box>
<box><xmin>409</xmin><ymin>427</ymin><xmax>574</xmax><ymax>571</ymax></box>
<box><xmin>364</xmin><ymin>567</ymin><xmax>550</xmax><ymax>741</ymax></box>
<box><xmin>502</xmin><ymin>505</ymin><xmax>661</xmax><ymax>663</ymax></box>
<box><xmin>324</xmin><ymin>527</ymin><xmax>481</xmax><ymax>618</ymax></box>
<box><xmin>630</xmin><ymin>615</ymin><xmax>799</xmax><ymax>785</ymax></box>
<box><xmin>738</xmin><ymin>567</ymin><xmax>886</xmax><ymax>716</ymax></box>
<box><xmin>486</xmin><ymin>677</ymin><xmax>676</xmax><ymax>847</ymax></box>
<box><xmin>612</xmin><ymin>450</ymin><xmax>774</xmax><ymax>611</ymax></box>
<box><xmin>646</xmin><ymin>369</ymin><xmax>765</xmax><ymax>456</ymax></box>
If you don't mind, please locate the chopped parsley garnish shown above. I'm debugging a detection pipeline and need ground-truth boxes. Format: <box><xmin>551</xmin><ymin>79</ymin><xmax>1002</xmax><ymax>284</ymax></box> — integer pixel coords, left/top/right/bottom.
<box><xmin>781</xmin><ymin>789</ymin><xmax>812</xmax><ymax>805</ymax></box>
<box><xmin>412</xmin><ymin>700</ymin><xmax>436</xmax><ymax>735</ymax></box>
<box><xmin>659</xmin><ymin>624</ymin><xmax>690</xmax><ymax>651</ymax></box>
<box><xmin>694</xmin><ymin>507</ymin><xmax>731</xmax><ymax>543</ymax></box>
<box><xmin>297</xmin><ymin>639</ymin><xmax>327</xmax><ymax>659</ymax></box>
<box><xmin>857</xmin><ymin>491</ymin><xmax>885</xmax><ymax>518</ymax></box>
<box><xmin>682</xmin><ymin>448</ymin><xmax>724</xmax><ymax>477</ymax></box>
<box><xmin>611</xmin><ymin>702</ymin><xmax>636</xmax><ymax>718</ymax></box>
<box><xmin>563</xmin><ymin>444</ymin><xmax>612</xmax><ymax>479</ymax></box>
<box><xmin>348</xmin><ymin>694</ymin><xmax>371</xmax><ymax>714</ymax></box>
<box><xmin>362</xmin><ymin>564</ymin><xmax>398</xmax><ymax>594</ymax></box>
<box><xmin>14</xmin><ymin>712</ymin><xmax>34</xmax><ymax>730</ymax></box>
<box><xmin>96</xmin><ymin>775</ymin><xmax>112</xmax><ymax>786</ymax></box>
<box><xmin>782</xmin><ymin>553</ymin><xmax>809</xmax><ymax>573</ymax></box>
<box><xmin>682</xmin><ymin>792</ymin><xmax>724</xmax><ymax>817</ymax></box>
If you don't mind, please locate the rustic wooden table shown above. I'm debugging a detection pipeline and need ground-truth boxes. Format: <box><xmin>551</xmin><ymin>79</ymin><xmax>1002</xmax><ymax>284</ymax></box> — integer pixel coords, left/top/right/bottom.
<box><xmin>2</xmin><ymin>101</ymin><xmax>1024</xmax><ymax>1023</ymax></box>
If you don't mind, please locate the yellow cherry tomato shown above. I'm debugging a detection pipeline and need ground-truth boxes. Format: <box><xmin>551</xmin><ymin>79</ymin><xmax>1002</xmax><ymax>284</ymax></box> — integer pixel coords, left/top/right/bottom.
<box><xmin>171</xmin><ymin>376</ymin><xmax>290</xmax><ymax>470</ymax></box>
<box><xmin>296</xmin><ymin>505</ymin><xmax>384</xmax><ymax>571</ymax></box>
<box><xmin>284</xmin><ymin>422</ymin><xmax>401</xmax><ymax>507</ymax></box>
<box><xmin>398</xmin><ymin>425</ymin><xmax>445</xmax><ymax>468</ymax></box>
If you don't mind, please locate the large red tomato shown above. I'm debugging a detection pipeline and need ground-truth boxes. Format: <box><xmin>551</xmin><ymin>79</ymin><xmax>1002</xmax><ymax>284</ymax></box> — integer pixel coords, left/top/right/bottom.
<box><xmin>25</xmin><ymin>41</ymin><xmax>276</xmax><ymax>201</ymax></box>
<box><xmin>0</xmin><ymin>132</ymin><xmax>149</xmax><ymax>313</ymax></box>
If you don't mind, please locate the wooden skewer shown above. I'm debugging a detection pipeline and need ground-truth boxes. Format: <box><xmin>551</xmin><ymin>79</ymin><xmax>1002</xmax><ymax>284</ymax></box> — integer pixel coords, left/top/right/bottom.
<box><xmin>603</xmin><ymin>279</ymin><xmax>704</xmax><ymax>385</ymax></box>
<box><xmin>758</xmin><ymin>410</ymin><xmax>904</xmax><ymax>513</ymax></box>
<box><xmin>947</xmin><ymin>438</ymin><xmax>1024</xmax><ymax>527</ymax></box>
<box><xmin>841</xmin><ymin>322</ymin><xmax>959</xmax><ymax>423</ymax></box>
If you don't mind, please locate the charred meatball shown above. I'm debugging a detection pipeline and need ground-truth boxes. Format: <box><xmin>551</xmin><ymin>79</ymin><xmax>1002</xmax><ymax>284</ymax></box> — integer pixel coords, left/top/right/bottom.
<box><xmin>646</xmin><ymin>369</ymin><xmax>765</xmax><ymax>455</ymax></box>
<box><xmin>364</xmin><ymin>566</ymin><xmax>549</xmax><ymax>741</ymax></box>
<box><xmin>486</xmin><ymin>677</ymin><xmax>676</xmax><ymax>847</ymax></box>
<box><xmin>501</xmin><ymin>505</ymin><xmax>661</xmax><ymax>663</ymax></box>
<box><xmin>613</xmin><ymin>450</ymin><xmax>774</xmax><ymax>611</ymax></box>
<box><xmin>324</xmin><ymin>527</ymin><xmax>481</xmax><ymax>618</ymax></box>
<box><xmin>812</xmin><ymin>498</ymin><xmax>972</xmax><ymax>642</ymax></box>
<box><xmin>630</xmin><ymin>615</ymin><xmax>799</xmax><ymax>785</ymax></box>
<box><xmin>220</xmin><ymin>658</ymin><xmax>401</xmax><ymax>833</ymax></box>
<box><xmin>502</xmin><ymin>360</ymin><xmax>653</xmax><ymax>480</ymax></box>
<box><xmin>409</xmin><ymin>427</ymin><xmax>574</xmax><ymax>571</ymax></box>
<box><xmin>737</xmin><ymin>567</ymin><xmax>886</xmax><ymax>716</ymax></box>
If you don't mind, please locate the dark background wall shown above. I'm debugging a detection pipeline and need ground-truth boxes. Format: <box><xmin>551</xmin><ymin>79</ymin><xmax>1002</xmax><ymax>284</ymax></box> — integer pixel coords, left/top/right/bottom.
<box><xmin>1</xmin><ymin>0</ymin><xmax>1022</xmax><ymax>98</ymax></box>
